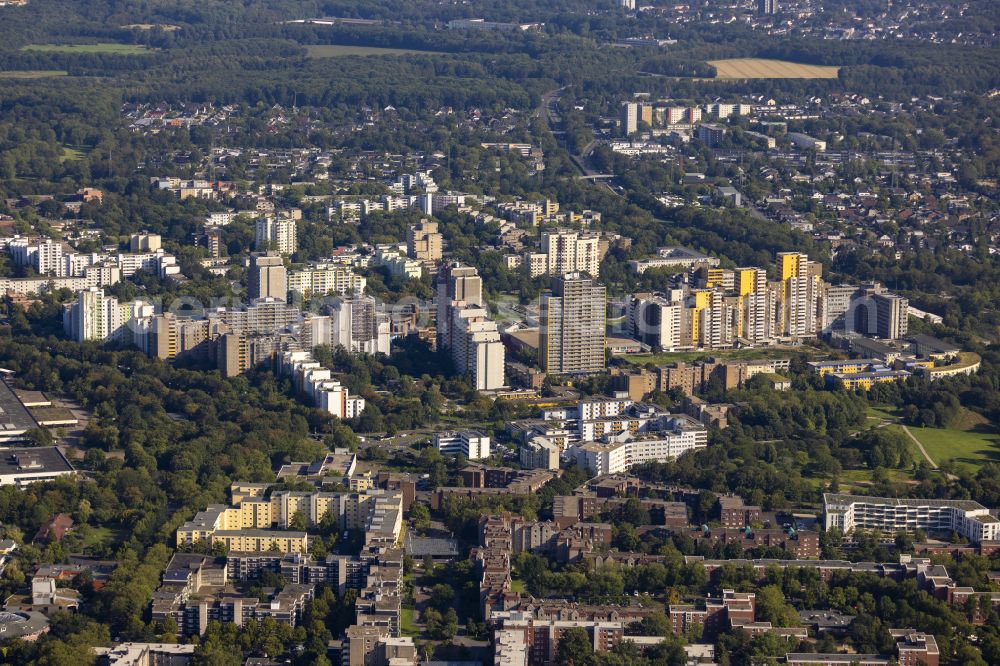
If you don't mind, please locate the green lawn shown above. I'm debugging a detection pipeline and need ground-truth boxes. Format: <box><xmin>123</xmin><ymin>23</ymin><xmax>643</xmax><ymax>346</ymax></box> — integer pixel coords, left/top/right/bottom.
<box><xmin>897</xmin><ymin>424</ymin><xmax>1000</xmax><ymax>471</ymax></box>
<box><xmin>82</xmin><ymin>526</ymin><xmax>115</xmax><ymax>547</ymax></box>
<box><xmin>400</xmin><ymin>607</ymin><xmax>420</xmax><ymax>637</ymax></box>
<box><xmin>805</xmin><ymin>468</ymin><xmax>910</xmax><ymax>493</ymax></box>
<box><xmin>21</xmin><ymin>43</ymin><xmax>152</xmax><ymax>55</ymax></box>
<box><xmin>865</xmin><ymin>405</ymin><xmax>901</xmax><ymax>423</ymax></box>
<box><xmin>305</xmin><ymin>44</ymin><xmax>447</xmax><ymax>58</ymax></box>
<box><xmin>0</xmin><ymin>70</ymin><xmax>68</xmax><ymax>79</ymax></box>
<box><xmin>60</xmin><ymin>147</ymin><xmax>86</xmax><ymax>163</ymax></box>
<box><xmin>511</xmin><ymin>579</ymin><xmax>525</xmax><ymax>594</ymax></box>
<box><xmin>68</xmin><ymin>525</ymin><xmax>123</xmax><ymax>550</ymax></box>
<box><xmin>865</xmin><ymin>405</ymin><xmax>899</xmax><ymax>428</ymax></box>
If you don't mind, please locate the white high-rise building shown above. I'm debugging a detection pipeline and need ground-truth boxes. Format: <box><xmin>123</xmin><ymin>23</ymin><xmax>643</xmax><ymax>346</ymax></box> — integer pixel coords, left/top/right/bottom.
<box><xmin>628</xmin><ymin>293</ymin><xmax>683</xmax><ymax>350</ymax></box>
<box><xmin>742</xmin><ymin>291</ymin><xmax>773</xmax><ymax>343</ymax></box>
<box><xmin>248</xmin><ymin>252</ymin><xmax>287</xmax><ymax>302</ymax></box>
<box><xmin>287</xmin><ymin>264</ymin><xmax>366</xmax><ymax>298</ymax></box>
<box><xmin>330</xmin><ymin>296</ymin><xmax>391</xmax><ymax>356</ymax></box>
<box><xmin>255</xmin><ymin>216</ymin><xmax>297</xmax><ymax>255</ymax></box>
<box><xmin>777</xmin><ymin>252</ymin><xmax>819</xmax><ymax>338</ymax></box>
<box><xmin>436</xmin><ymin>264</ymin><xmax>504</xmax><ymax>390</ymax></box>
<box><xmin>301</xmin><ymin>314</ymin><xmax>332</xmax><ymax>350</ymax></box>
<box><xmin>64</xmin><ymin>288</ymin><xmax>151</xmax><ymax>344</ymax></box>
<box><xmin>540</xmin><ymin>273</ymin><xmax>606</xmax><ymax>375</ymax></box>
<box><xmin>666</xmin><ymin>107</ymin><xmax>688</xmax><ymax>125</ymax></box>
<box><xmin>819</xmin><ymin>284</ymin><xmax>858</xmax><ymax>333</ymax></box>
<box><xmin>541</xmin><ymin>230</ymin><xmax>602</xmax><ymax>277</ymax></box>
<box><xmin>279</xmin><ymin>350</ymin><xmax>366</xmax><ymax>420</ymax></box>
<box><xmin>8</xmin><ymin>237</ymin><xmax>65</xmax><ymax>277</ymax></box>
<box><xmin>67</xmin><ymin>288</ymin><xmax>119</xmax><ymax>342</ymax></box>
<box><xmin>450</xmin><ymin>306</ymin><xmax>505</xmax><ymax>391</ymax></box>
<box><xmin>436</xmin><ymin>263</ymin><xmax>484</xmax><ymax>352</ymax></box>
<box><xmin>697</xmin><ymin>301</ymin><xmax>734</xmax><ymax>348</ymax></box>
<box><xmin>36</xmin><ymin>239</ymin><xmax>65</xmax><ymax>276</ymax></box>
<box><xmin>784</xmin><ymin>276</ymin><xmax>814</xmax><ymax>336</ymax></box>
<box><xmin>620</xmin><ymin>102</ymin><xmax>639</xmax><ymax>136</ymax></box>
<box><xmin>301</xmin><ymin>300</ymin><xmax>389</xmax><ymax>356</ymax></box>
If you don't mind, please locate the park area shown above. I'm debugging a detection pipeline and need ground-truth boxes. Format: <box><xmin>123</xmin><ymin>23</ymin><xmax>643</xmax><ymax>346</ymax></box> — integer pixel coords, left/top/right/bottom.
<box><xmin>708</xmin><ymin>58</ymin><xmax>840</xmax><ymax>79</ymax></box>
<box><xmin>868</xmin><ymin>405</ymin><xmax>1000</xmax><ymax>471</ymax></box>
<box><xmin>897</xmin><ymin>423</ymin><xmax>1000</xmax><ymax>472</ymax></box>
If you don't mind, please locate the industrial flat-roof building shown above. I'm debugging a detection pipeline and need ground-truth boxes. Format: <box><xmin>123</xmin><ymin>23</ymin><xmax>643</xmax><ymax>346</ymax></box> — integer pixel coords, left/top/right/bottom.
<box><xmin>0</xmin><ymin>447</ymin><xmax>75</xmax><ymax>487</ymax></box>
<box><xmin>0</xmin><ymin>375</ymin><xmax>40</xmax><ymax>443</ymax></box>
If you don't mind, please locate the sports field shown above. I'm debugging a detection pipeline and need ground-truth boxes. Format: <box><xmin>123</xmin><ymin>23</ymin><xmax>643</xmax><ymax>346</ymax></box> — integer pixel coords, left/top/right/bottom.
<box><xmin>21</xmin><ymin>43</ymin><xmax>152</xmax><ymax>55</ymax></box>
<box><xmin>708</xmin><ymin>58</ymin><xmax>840</xmax><ymax>79</ymax></box>
<box><xmin>0</xmin><ymin>70</ymin><xmax>68</xmax><ymax>79</ymax></box>
<box><xmin>306</xmin><ymin>44</ymin><xmax>447</xmax><ymax>58</ymax></box>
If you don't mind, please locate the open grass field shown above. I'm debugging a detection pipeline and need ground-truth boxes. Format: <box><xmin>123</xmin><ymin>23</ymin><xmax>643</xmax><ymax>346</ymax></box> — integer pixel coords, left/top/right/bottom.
<box><xmin>708</xmin><ymin>58</ymin><xmax>840</xmax><ymax>79</ymax></box>
<box><xmin>306</xmin><ymin>44</ymin><xmax>447</xmax><ymax>58</ymax></box>
<box><xmin>866</xmin><ymin>402</ymin><xmax>998</xmax><ymax>471</ymax></box>
<box><xmin>21</xmin><ymin>43</ymin><xmax>152</xmax><ymax>55</ymax></box>
<box><xmin>400</xmin><ymin>607</ymin><xmax>420</xmax><ymax>637</ymax></box>
<box><xmin>895</xmin><ymin>424</ymin><xmax>1000</xmax><ymax>471</ymax></box>
<box><xmin>0</xmin><ymin>70</ymin><xmax>68</xmax><ymax>79</ymax></box>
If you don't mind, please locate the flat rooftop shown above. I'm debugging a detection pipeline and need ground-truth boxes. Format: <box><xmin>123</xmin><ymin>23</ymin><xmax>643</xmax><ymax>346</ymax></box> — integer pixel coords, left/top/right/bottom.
<box><xmin>507</xmin><ymin>329</ymin><xmax>540</xmax><ymax>353</ymax></box>
<box><xmin>833</xmin><ymin>370</ymin><xmax>911</xmax><ymax>380</ymax></box>
<box><xmin>0</xmin><ymin>610</ymin><xmax>49</xmax><ymax>639</ymax></box>
<box><xmin>851</xmin><ymin>338</ymin><xmax>899</xmax><ymax>354</ymax></box>
<box><xmin>657</xmin><ymin>246</ymin><xmax>712</xmax><ymax>260</ymax></box>
<box><xmin>824</xmin><ymin>493</ymin><xmax>988</xmax><ymax>512</ymax></box>
<box><xmin>809</xmin><ymin>358</ymin><xmax>879</xmax><ymax>368</ymax></box>
<box><xmin>0</xmin><ymin>447</ymin><xmax>73</xmax><ymax>477</ymax></box>
<box><xmin>12</xmin><ymin>389</ymin><xmax>49</xmax><ymax>407</ymax></box>
<box><xmin>0</xmin><ymin>379</ymin><xmax>39</xmax><ymax>435</ymax></box>
<box><xmin>909</xmin><ymin>334</ymin><xmax>960</xmax><ymax>354</ymax></box>
<box><xmin>29</xmin><ymin>406</ymin><xmax>78</xmax><ymax>426</ymax></box>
